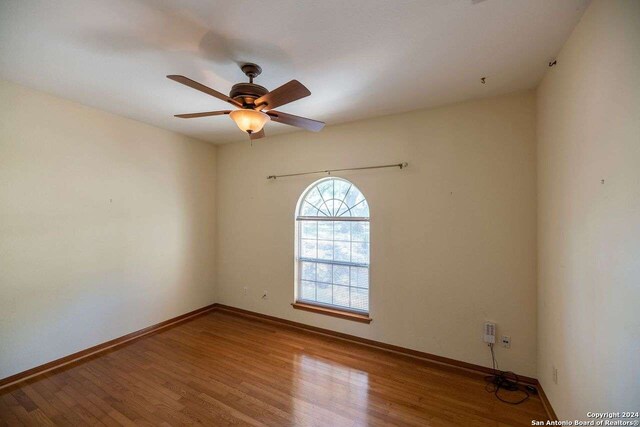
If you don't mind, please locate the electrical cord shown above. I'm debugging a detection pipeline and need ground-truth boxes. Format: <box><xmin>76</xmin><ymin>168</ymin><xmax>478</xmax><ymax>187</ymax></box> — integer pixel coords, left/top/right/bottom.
<box><xmin>484</xmin><ymin>343</ymin><xmax>530</xmax><ymax>405</ymax></box>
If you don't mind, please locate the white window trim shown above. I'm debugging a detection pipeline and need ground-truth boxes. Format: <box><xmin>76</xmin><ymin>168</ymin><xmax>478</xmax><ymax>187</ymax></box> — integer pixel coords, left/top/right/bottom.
<box><xmin>294</xmin><ymin>177</ymin><xmax>370</xmax><ymax>315</ymax></box>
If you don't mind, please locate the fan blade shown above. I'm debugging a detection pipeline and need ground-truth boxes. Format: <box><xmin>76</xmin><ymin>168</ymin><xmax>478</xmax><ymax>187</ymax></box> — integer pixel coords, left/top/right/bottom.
<box><xmin>250</xmin><ymin>129</ymin><xmax>265</xmax><ymax>140</ymax></box>
<box><xmin>254</xmin><ymin>80</ymin><xmax>311</xmax><ymax>110</ymax></box>
<box><xmin>167</xmin><ymin>75</ymin><xmax>242</xmax><ymax>108</ymax></box>
<box><xmin>174</xmin><ymin>110</ymin><xmax>232</xmax><ymax>119</ymax></box>
<box><xmin>267</xmin><ymin>110</ymin><xmax>325</xmax><ymax>132</ymax></box>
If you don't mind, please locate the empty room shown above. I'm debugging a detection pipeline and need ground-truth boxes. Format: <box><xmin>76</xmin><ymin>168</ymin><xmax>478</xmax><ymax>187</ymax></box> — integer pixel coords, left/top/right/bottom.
<box><xmin>1</xmin><ymin>0</ymin><xmax>638</xmax><ymax>425</ymax></box>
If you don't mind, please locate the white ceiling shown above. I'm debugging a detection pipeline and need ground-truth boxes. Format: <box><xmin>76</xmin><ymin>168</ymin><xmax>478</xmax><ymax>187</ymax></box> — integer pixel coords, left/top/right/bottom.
<box><xmin>0</xmin><ymin>0</ymin><xmax>589</xmax><ymax>144</ymax></box>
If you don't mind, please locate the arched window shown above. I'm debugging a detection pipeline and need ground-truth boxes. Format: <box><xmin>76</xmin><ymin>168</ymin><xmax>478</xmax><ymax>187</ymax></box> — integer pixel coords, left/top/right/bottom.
<box><xmin>295</xmin><ymin>177</ymin><xmax>370</xmax><ymax>314</ymax></box>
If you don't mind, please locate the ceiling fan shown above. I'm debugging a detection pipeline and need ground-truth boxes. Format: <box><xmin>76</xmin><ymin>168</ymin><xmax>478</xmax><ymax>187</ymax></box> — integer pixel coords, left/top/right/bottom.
<box><xmin>167</xmin><ymin>63</ymin><xmax>325</xmax><ymax>140</ymax></box>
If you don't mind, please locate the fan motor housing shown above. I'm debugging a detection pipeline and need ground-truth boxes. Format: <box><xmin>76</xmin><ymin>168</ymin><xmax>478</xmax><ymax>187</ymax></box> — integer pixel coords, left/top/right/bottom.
<box><xmin>230</xmin><ymin>83</ymin><xmax>268</xmax><ymax>106</ymax></box>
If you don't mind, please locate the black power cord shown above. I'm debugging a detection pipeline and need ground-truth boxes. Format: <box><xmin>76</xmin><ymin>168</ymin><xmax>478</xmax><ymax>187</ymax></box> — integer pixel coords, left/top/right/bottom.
<box><xmin>484</xmin><ymin>343</ymin><xmax>531</xmax><ymax>405</ymax></box>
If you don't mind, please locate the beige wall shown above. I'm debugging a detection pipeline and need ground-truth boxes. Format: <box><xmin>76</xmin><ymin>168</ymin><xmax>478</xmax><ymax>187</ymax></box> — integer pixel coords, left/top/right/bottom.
<box><xmin>537</xmin><ymin>0</ymin><xmax>640</xmax><ymax>418</ymax></box>
<box><xmin>216</xmin><ymin>91</ymin><xmax>538</xmax><ymax>376</ymax></box>
<box><xmin>0</xmin><ymin>80</ymin><xmax>218</xmax><ymax>378</ymax></box>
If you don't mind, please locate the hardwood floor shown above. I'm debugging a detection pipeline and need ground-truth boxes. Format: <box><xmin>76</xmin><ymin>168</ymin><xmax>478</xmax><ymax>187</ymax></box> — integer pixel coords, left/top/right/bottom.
<box><xmin>0</xmin><ymin>311</ymin><xmax>547</xmax><ymax>426</ymax></box>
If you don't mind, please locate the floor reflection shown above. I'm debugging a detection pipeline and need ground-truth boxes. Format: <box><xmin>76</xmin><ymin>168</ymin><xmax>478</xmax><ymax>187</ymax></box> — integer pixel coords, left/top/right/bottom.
<box><xmin>291</xmin><ymin>353</ymin><xmax>371</xmax><ymax>426</ymax></box>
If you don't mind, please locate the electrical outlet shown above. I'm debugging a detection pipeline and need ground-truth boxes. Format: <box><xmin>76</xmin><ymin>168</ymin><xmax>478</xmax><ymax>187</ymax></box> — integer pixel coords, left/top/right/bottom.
<box><xmin>552</xmin><ymin>366</ymin><xmax>558</xmax><ymax>384</ymax></box>
<box><xmin>501</xmin><ymin>336</ymin><xmax>511</xmax><ymax>348</ymax></box>
<box><xmin>483</xmin><ymin>322</ymin><xmax>496</xmax><ymax>344</ymax></box>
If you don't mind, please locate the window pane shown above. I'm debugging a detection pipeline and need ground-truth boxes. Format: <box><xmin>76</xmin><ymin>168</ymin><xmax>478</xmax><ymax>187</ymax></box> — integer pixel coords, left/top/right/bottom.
<box><xmin>305</xmin><ymin>188</ymin><xmax>324</xmax><ymax>208</ymax></box>
<box><xmin>324</xmin><ymin>199</ymin><xmax>336</xmax><ymax>216</ymax></box>
<box><xmin>301</xmin><ymin>261</ymin><xmax>316</xmax><ymax>281</ymax></box>
<box><xmin>350</xmin><ymin>200</ymin><xmax>369</xmax><ymax>217</ymax></box>
<box><xmin>350</xmin><ymin>267</ymin><xmax>369</xmax><ymax>289</ymax></box>
<box><xmin>336</xmin><ymin>202</ymin><xmax>350</xmax><ymax>217</ymax></box>
<box><xmin>343</xmin><ymin>186</ymin><xmax>359</xmax><ymax>207</ymax></box>
<box><xmin>317</xmin><ymin>180</ymin><xmax>334</xmax><ymax>202</ymax></box>
<box><xmin>351</xmin><ymin>242</ymin><xmax>369</xmax><ymax>264</ymax></box>
<box><xmin>350</xmin><ymin>288</ymin><xmax>369</xmax><ymax>312</ymax></box>
<box><xmin>333</xmin><ymin>265</ymin><xmax>349</xmax><ymax>285</ymax></box>
<box><xmin>301</xmin><ymin>221</ymin><xmax>317</xmax><ymax>239</ymax></box>
<box><xmin>334</xmin><ymin>222</ymin><xmax>350</xmax><ymax>241</ymax></box>
<box><xmin>300</xmin><ymin>201</ymin><xmax>320</xmax><ymax>216</ymax></box>
<box><xmin>333</xmin><ymin>285</ymin><xmax>349</xmax><ymax>307</ymax></box>
<box><xmin>317</xmin><ymin>283</ymin><xmax>332</xmax><ymax>304</ymax></box>
<box><xmin>351</xmin><ymin>222</ymin><xmax>369</xmax><ymax>242</ymax></box>
<box><xmin>353</xmin><ymin>190</ymin><xmax>366</xmax><ymax>207</ymax></box>
<box><xmin>318</xmin><ymin>221</ymin><xmax>333</xmax><ymax>240</ymax></box>
<box><xmin>333</xmin><ymin>180</ymin><xmax>351</xmax><ymax>202</ymax></box>
<box><xmin>317</xmin><ymin>263</ymin><xmax>332</xmax><ymax>284</ymax></box>
<box><xmin>301</xmin><ymin>281</ymin><xmax>316</xmax><ymax>300</ymax></box>
<box><xmin>333</xmin><ymin>241</ymin><xmax>350</xmax><ymax>262</ymax></box>
<box><xmin>317</xmin><ymin>240</ymin><xmax>333</xmax><ymax>260</ymax></box>
<box><xmin>301</xmin><ymin>239</ymin><xmax>317</xmax><ymax>258</ymax></box>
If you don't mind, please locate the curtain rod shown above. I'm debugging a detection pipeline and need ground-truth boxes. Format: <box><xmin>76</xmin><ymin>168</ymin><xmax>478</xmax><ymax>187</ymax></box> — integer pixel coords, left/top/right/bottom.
<box><xmin>267</xmin><ymin>162</ymin><xmax>408</xmax><ymax>180</ymax></box>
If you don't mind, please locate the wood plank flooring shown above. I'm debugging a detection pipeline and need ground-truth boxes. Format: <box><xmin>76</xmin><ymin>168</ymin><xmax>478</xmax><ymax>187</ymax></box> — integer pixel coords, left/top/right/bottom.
<box><xmin>0</xmin><ymin>311</ymin><xmax>547</xmax><ymax>426</ymax></box>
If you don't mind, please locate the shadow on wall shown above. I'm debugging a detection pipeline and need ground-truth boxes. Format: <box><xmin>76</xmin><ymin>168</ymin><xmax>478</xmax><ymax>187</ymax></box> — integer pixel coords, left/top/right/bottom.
<box><xmin>0</xmin><ymin>79</ymin><xmax>217</xmax><ymax>378</ymax></box>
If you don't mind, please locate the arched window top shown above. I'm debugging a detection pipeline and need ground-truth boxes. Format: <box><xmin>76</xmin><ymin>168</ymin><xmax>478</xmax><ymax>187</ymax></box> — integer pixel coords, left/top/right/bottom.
<box><xmin>298</xmin><ymin>177</ymin><xmax>369</xmax><ymax>218</ymax></box>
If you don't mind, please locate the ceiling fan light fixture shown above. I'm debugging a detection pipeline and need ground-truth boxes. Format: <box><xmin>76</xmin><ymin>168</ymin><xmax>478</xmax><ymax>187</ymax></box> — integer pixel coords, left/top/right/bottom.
<box><xmin>229</xmin><ymin>109</ymin><xmax>270</xmax><ymax>134</ymax></box>
<box><xmin>167</xmin><ymin>64</ymin><xmax>324</xmax><ymax>140</ymax></box>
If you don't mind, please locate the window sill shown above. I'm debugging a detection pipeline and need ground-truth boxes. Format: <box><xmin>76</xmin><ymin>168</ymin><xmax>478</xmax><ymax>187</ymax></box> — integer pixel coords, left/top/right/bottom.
<box><xmin>291</xmin><ymin>302</ymin><xmax>372</xmax><ymax>324</ymax></box>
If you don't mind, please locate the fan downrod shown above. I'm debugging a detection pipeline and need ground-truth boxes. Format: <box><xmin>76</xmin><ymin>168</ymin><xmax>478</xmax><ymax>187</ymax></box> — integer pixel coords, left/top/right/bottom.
<box><xmin>241</xmin><ymin>63</ymin><xmax>262</xmax><ymax>83</ymax></box>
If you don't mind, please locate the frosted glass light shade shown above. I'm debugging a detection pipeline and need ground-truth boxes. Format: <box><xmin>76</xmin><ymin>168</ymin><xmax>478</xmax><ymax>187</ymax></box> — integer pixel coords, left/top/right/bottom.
<box><xmin>229</xmin><ymin>109</ymin><xmax>270</xmax><ymax>133</ymax></box>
